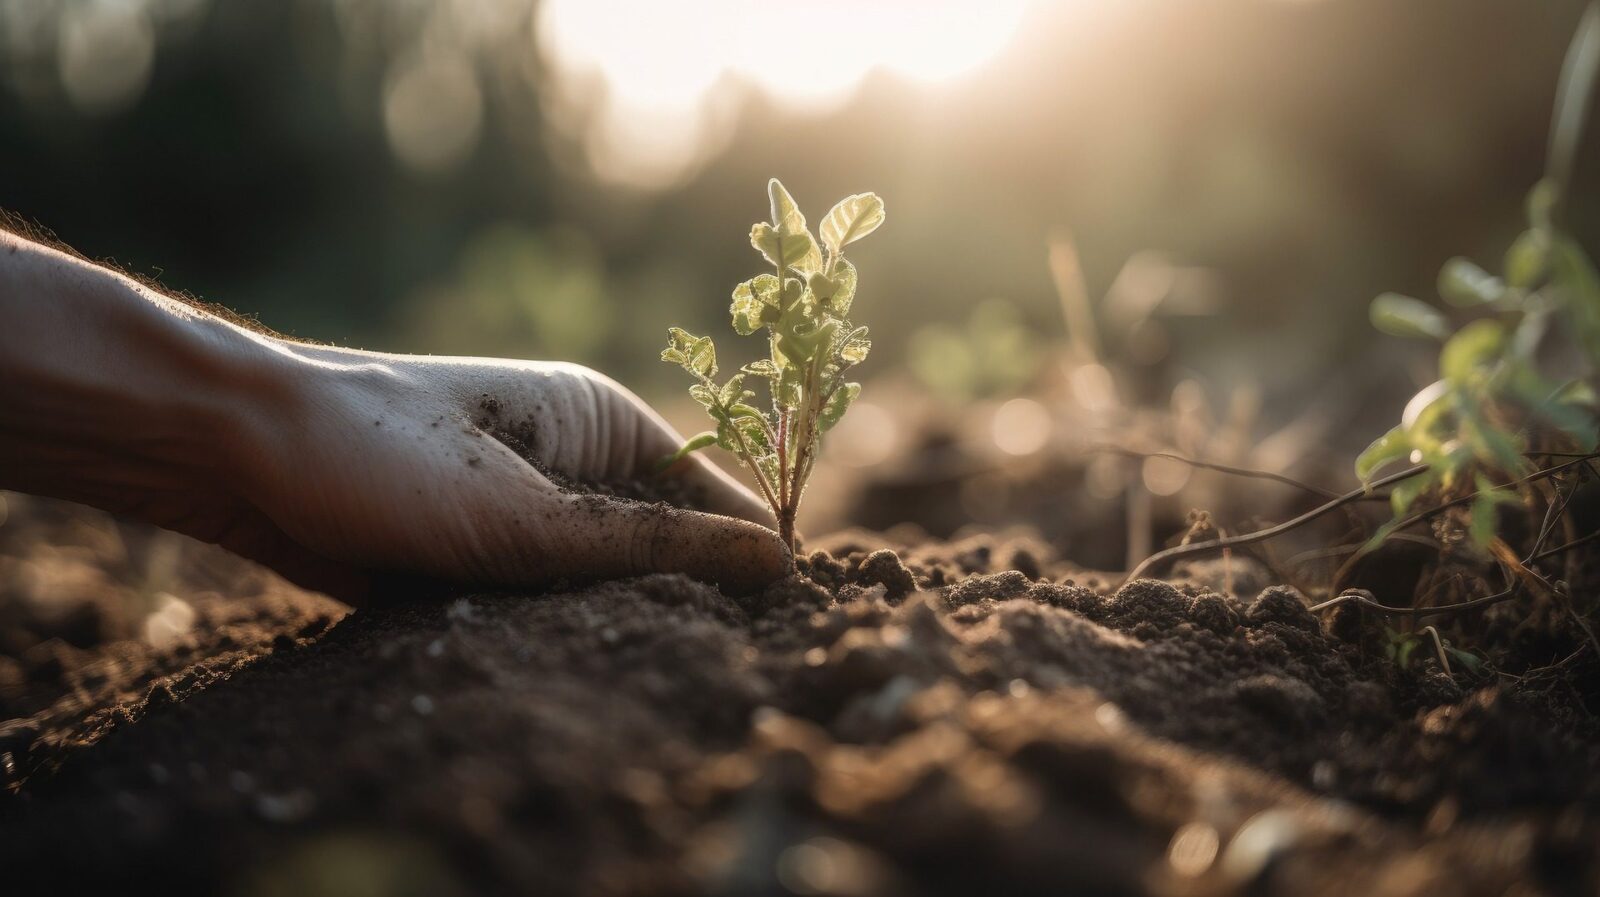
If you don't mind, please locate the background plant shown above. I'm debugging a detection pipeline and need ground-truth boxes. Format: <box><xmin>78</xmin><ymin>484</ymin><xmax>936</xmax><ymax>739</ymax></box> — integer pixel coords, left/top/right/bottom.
<box><xmin>661</xmin><ymin>179</ymin><xmax>884</xmax><ymax>555</ymax></box>
<box><xmin>1356</xmin><ymin>3</ymin><xmax>1600</xmax><ymax>559</ymax></box>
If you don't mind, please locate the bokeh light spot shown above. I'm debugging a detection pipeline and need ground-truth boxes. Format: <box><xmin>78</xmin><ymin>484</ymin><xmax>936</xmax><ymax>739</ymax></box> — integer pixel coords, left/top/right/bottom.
<box><xmin>384</xmin><ymin>54</ymin><xmax>484</xmax><ymax>174</ymax></box>
<box><xmin>1141</xmin><ymin>454</ymin><xmax>1191</xmax><ymax>496</ymax></box>
<box><xmin>992</xmin><ymin>397</ymin><xmax>1051</xmax><ymax>456</ymax></box>
<box><xmin>59</xmin><ymin>0</ymin><xmax>156</xmax><ymax>113</ymax></box>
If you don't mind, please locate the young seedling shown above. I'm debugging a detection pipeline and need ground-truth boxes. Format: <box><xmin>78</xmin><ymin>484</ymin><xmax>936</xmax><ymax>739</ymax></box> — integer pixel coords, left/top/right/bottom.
<box><xmin>660</xmin><ymin>179</ymin><xmax>884</xmax><ymax>556</ymax></box>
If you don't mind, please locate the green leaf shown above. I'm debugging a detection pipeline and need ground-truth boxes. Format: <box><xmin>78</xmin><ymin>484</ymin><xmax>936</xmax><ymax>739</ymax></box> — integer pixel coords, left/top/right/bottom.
<box><xmin>688</xmin><ymin>383</ymin><xmax>718</xmax><ymax>409</ymax></box>
<box><xmin>1509</xmin><ymin>307</ymin><xmax>1551</xmax><ymax>360</ymax></box>
<box><xmin>1556</xmin><ymin>379</ymin><xmax>1598</xmax><ymax>408</ymax></box>
<box><xmin>654</xmin><ymin>431</ymin><xmax>718</xmax><ymax>473</ymax></box>
<box><xmin>756</xmin><ymin>179</ymin><xmax>823</xmax><ymax>273</ymax></box>
<box><xmin>1356</xmin><ymin>426</ymin><xmax>1411</xmax><ymax>483</ymax></box>
<box><xmin>1390</xmin><ymin>470</ymin><xmax>1434</xmax><ymax>517</ymax></box>
<box><xmin>776</xmin><ymin>314</ymin><xmax>838</xmax><ymax>368</ymax></box>
<box><xmin>838</xmin><ymin>325</ymin><xmax>871</xmax><ymax>364</ymax></box>
<box><xmin>1439</xmin><ymin>320</ymin><xmax>1505</xmax><ymax>381</ymax></box>
<box><xmin>719</xmin><ymin>373</ymin><xmax>748</xmax><ymax>407</ymax></box>
<box><xmin>768</xmin><ymin>178</ymin><xmax>807</xmax><ymax>236</ymax></box>
<box><xmin>665</xmin><ymin>327</ymin><xmax>716</xmax><ymax>378</ymax></box>
<box><xmin>824</xmin><ymin>259</ymin><xmax>857</xmax><ymax>315</ymax></box>
<box><xmin>661</xmin><ymin>327</ymin><xmax>692</xmax><ymax>365</ymax></box>
<box><xmin>1371</xmin><ymin>293</ymin><xmax>1450</xmax><ymax>340</ymax></box>
<box><xmin>1474</xmin><ymin>474</ymin><xmax>1519</xmax><ymax>505</ymax></box>
<box><xmin>1396</xmin><ymin>637</ymin><xmax>1419</xmax><ymax>670</ymax></box>
<box><xmin>1508</xmin><ymin>373</ymin><xmax>1599</xmax><ymax>449</ymax></box>
<box><xmin>776</xmin><ymin>365</ymin><xmax>803</xmax><ymax>410</ymax></box>
<box><xmin>730</xmin><ymin>276</ymin><xmax>781</xmax><ymax>335</ymax></box>
<box><xmin>1526</xmin><ymin>179</ymin><xmax>1560</xmax><ymax>231</ymax></box>
<box><xmin>1548</xmin><ymin>3</ymin><xmax>1600</xmax><ymax>193</ymax></box>
<box><xmin>1459</xmin><ymin>402</ymin><xmax>1529</xmax><ymax>475</ymax></box>
<box><xmin>820</xmin><ymin>192</ymin><xmax>886</xmax><ymax>254</ymax></box>
<box><xmin>1383</xmin><ymin>627</ymin><xmax>1403</xmax><ymax>662</ymax></box>
<box><xmin>1505</xmin><ymin>228</ymin><xmax>1552</xmax><ymax>288</ymax></box>
<box><xmin>1437</xmin><ymin>257</ymin><xmax>1503</xmax><ymax>307</ymax></box>
<box><xmin>819</xmin><ymin>382</ymin><xmax>860</xmax><ymax>432</ymax></box>
<box><xmin>729</xmin><ymin>301</ymin><xmax>760</xmax><ymax>336</ymax></box>
<box><xmin>1468</xmin><ymin>476</ymin><xmax>1517</xmax><ymax>548</ymax></box>
<box><xmin>689</xmin><ymin>335</ymin><xmax>716</xmax><ymax>377</ymax></box>
<box><xmin>717</xmin><ymin>415</ymin><xmax>769</xmax><ymax>453</ymax></box>
<box><xmin>780</xmin><ymin>276</ymin><xmax>807</xmax><ymax>309</ymax></box>
<box><xmin>807</xmin><ymin>271</ymin><xmax>838</xmax><ymax>302</ymax></box>
<box><xmin>731</xmin><ymin>273</ymin><xmax>780</xmax><ymax>309</ymax></box>
<box><xmin>741</xmin><ymin>359</ymin><xmax>780</xmax><ymax>379</ymax></box>
<box><xmin>1551</xmin><ymin>236</ymin><xmax>1600</xmax><ymax>358</ymax></box>
<box><xmin>750</xmin><ymin>223</ymin><xmax>821</xmax><ymax>275</ymax></box>
<box><xmin>1444</xmin><ymin>646</ymin><xmax>1485</xmax><ymax>674</ymax></box>
<box><xmin>1401</xmin><ymin>380</ymin><xmax>1452</xmax><ymax>435</ymax></box>
<box><xmin>1357</xmin><ymin>516</ymin><xmax>1408</xmax><ymax>561</ymax></box>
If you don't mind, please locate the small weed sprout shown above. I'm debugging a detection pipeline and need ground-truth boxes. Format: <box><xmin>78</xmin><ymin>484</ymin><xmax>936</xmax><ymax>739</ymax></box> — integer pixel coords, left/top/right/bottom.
<box><xmin>660</xmin><ymin>179</ymin><xmax>884</xmax><ymax>555</ymax></box>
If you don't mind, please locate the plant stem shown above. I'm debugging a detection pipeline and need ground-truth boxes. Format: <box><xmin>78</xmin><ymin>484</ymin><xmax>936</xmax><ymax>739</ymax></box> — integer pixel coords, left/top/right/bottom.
<box><xmin>721</xmin><ymin>417</ymin><xmax>779</xmax><ymax>523</ymax></box>
<box><xmin>777</xmin><ymin>505</ymin><xmax>797</xmax><ymax>555</ymax></box>
<box><xmin>776</xmin><ymin>407</ymin><xmax>790</xmax><ymax>510</ymax></box>
<box><xmin>1127</xmin><ymin>452</ymin><xmax>1600</xmax><ymax>585</ymax></box>
<box><xmin>778</xmin><ymin>360</ymin><xmax>824</xmax><ymax>556</ymax></box>
<box><xmin>734</xmin><ymin>446</ymin><xmax>779</xmax><ymax>521</ymax></box>
<box><xmin>1122</xmin><ymin>463</ymin><xmax>1431</xmax><ymax>582</ymax></box>
<box><xmin>1532</xmin><ymin>527</ymin><xmax>1600</xmax><ymax>562</ymax></box>
<box><xmin>1308</xmin><ymin>587</ymin><xmax>1516</xmax><ymax>619</ymax></box>
<box><xmin>1420</xmin><ymin>626</ymin><xmax>1453</xmax><ymax>675</ymax></box>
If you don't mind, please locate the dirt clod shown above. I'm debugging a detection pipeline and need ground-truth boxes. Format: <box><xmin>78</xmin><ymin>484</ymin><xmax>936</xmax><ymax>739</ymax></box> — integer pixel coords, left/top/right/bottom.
<box><xmin>1246</xmin><ymin>585</ymin><xmax>1321</xmax><ymax>631</ymax></box>
<box><xmin>853</xmin><ymin>549</ymin><xmax>918</xmax><ymax>602</ymax></box>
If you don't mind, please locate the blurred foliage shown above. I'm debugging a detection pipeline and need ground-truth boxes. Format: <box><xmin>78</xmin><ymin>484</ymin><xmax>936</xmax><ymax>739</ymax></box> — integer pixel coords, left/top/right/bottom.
<box><xmin>909</xmin><ymin>299</ymin><xmax>1043</xmax><ymax>400</ymax></box>
<box><xmin>1357</xmin><ymin>5</ymin><xmax>1600</xmax><ymax>554</ymax></box>
<box><xmin>1359</xmin><ymin>179</ymin><xmax>1600</xmax><ymax>550</ymax></box>
<box><xmin>1</xmin><ymin>0</ymin><xmax>1598</xmax><ymax>448</ymax></box>
<box><xmin>398</xmin><ymin>224</ymin><xmax>612</xmax><ymax>360</ymax></box>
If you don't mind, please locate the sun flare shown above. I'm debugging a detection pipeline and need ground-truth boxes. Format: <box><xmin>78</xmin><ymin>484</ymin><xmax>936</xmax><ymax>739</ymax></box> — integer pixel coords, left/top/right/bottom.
<box><xmin>538</xmin><ymin>0</ymin><xmax>1033</xmax><ymax>186</ymax></box>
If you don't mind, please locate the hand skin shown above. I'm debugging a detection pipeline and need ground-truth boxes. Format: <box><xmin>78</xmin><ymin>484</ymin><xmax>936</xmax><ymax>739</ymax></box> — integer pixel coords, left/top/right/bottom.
<box><xmin>0</xmin><ymin>229</ymin><xmax>791</xmax><ymax>603</ymax></box>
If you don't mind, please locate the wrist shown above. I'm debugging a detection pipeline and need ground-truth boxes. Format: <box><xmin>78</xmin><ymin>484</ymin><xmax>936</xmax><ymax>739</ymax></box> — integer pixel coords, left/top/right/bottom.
<box><xmin>0</xmin><ymin>238</ymin><xmax>282</xmax><ymax>500</ymax></box>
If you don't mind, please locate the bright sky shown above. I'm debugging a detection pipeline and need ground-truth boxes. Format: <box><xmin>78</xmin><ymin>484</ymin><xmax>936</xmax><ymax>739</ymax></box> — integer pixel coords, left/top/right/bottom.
<box><xmin>537</xmin><ymin>0</ymin><xmax>1035</xmax><ymax>187</ymax></box>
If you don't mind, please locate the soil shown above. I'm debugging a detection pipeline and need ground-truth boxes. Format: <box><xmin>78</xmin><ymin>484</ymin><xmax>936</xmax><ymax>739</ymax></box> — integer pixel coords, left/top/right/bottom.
<box><xmin>1</xmin><ymin>492</ymin><xmax>1597</xmax><ymax>897</ymax></box>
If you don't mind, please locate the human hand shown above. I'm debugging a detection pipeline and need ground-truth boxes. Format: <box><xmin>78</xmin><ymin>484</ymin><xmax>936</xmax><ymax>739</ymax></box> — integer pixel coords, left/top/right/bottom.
<box><xmin>227</xmin><ymin>349</ymin><xmax>791</xmax><ymax>601</ymax></box>
<box><xmin>0</xmin><ymin>232</ymin><xmax>791</xmax><ymax>603</ymax></box>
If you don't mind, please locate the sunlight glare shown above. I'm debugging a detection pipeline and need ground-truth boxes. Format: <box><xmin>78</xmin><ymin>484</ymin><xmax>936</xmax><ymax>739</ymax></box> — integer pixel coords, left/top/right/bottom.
<box><xmin>538</xmin><ymin>0</ymin><xmax>1033</xmax><ymax>187</ymax></box>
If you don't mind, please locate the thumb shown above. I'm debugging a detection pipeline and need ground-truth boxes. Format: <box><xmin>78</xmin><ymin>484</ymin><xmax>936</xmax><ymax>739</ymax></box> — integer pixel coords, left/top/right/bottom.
<box><xmin>540</xmin><ymin>494</ymin><xmax>792</xmax><ymax>594</ymax></box>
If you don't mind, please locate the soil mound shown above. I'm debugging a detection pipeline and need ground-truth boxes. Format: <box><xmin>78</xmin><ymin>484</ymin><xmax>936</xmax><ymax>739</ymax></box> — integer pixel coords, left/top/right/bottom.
<box><xmin>1</xmin><ymin>496</ymin><xmax>1596</xmax><ymax>896</ymax></box>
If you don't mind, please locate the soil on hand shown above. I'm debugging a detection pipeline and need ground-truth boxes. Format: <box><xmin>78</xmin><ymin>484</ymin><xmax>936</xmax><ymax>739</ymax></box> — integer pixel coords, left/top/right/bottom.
<box><xmin>1</xmin><ymin>494</ymin><xmax>1596</xmax><ymax>897</ymax></box>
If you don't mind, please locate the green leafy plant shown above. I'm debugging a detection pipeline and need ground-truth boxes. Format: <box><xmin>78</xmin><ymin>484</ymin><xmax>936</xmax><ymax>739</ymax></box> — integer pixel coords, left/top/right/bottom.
<box><xmin>1355</xmin><ymin>3</ymin><xmax>1600</xmax><ymax>556</ymax></box>
<box><xmin>1355</xmin><ymin>182</ymin><xmax>1600</xmax><ymax>551</ymax></box>
<box><xmin>660</xmin><ymin>179</ymin><xmax>884</xmax><ymax>555</ymax></box>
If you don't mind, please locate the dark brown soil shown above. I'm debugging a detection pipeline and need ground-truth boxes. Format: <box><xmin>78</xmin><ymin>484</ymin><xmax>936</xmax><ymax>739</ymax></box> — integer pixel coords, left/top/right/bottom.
<box><xmin>1</xmin><ymin>493</ymin><xmax>1597</xmax><ymax>897</ymax></box>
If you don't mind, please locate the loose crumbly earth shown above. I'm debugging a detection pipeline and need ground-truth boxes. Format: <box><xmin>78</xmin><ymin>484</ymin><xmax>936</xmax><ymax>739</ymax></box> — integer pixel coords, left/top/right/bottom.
<box><xmin>1</xmin><ymin>493</ymin><xmax>1596</xmax><ymax>897</ymax></box>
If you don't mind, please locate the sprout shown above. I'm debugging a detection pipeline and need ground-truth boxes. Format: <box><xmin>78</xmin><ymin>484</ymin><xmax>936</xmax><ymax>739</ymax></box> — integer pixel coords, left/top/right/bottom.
<box><xmin>661</xmin><ymin>179</ymin><xmax>884</xmax><ymax>556</ymax></box>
